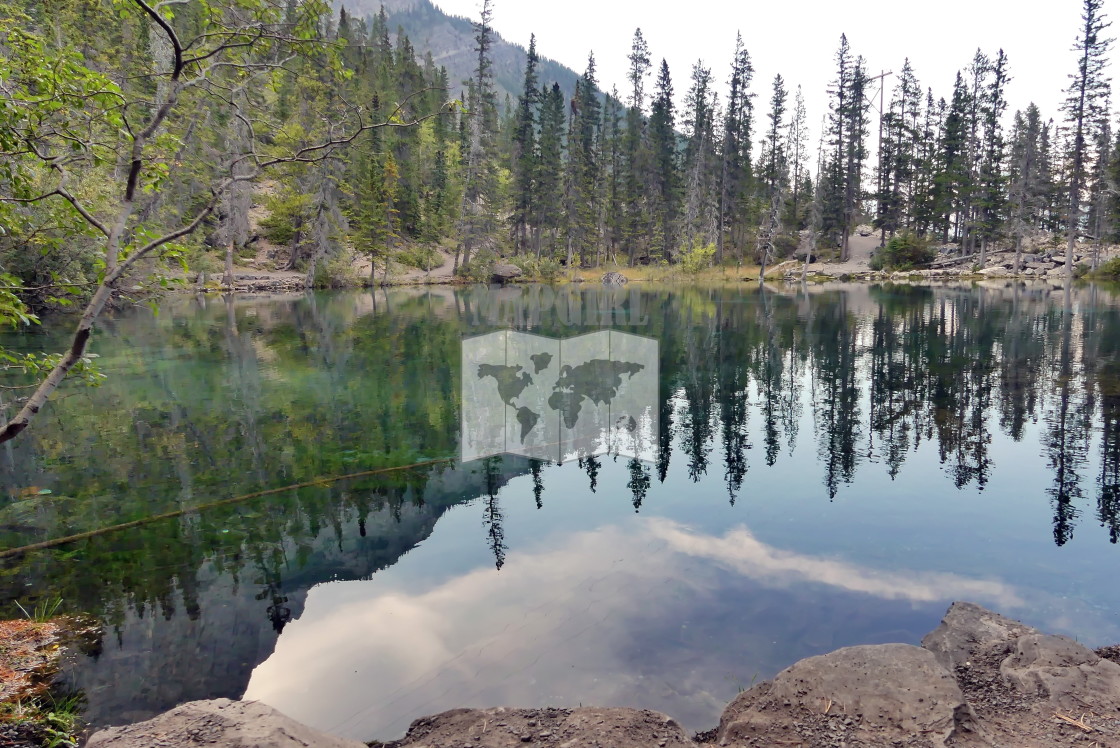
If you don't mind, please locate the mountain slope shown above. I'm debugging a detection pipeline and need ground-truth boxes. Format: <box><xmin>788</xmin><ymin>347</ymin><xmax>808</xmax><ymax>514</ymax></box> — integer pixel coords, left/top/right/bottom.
<box><xmin>334</xmin><ymin>0</ymin><xmax>581</xmax><ymax>105</ymax></box>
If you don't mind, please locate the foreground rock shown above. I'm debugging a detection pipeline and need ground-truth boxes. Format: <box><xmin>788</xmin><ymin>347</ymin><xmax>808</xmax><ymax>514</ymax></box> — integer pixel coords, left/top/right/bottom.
<box><xmin>922</xmin><ymin>602</ymin><xmax>1120</xmax><ymax>747</ymax></box>
<box><xmin>381</xmin><ymin>707</ymin><xmax>694</xmax><ymax>748</ymax></box>
<box><xmin>717</xmin><ymin>644</ymin><xmax>977</xmax><ymax>747</ymax></box>
<box><xmin>86</xmin><ymin>603</ymin><xmax>1120</xmax><ymax>747</ymax></box>
<box><xmin>86</xmin><ymin>698</ymin><xmax>365</xmax><ymax>748</ymax></box>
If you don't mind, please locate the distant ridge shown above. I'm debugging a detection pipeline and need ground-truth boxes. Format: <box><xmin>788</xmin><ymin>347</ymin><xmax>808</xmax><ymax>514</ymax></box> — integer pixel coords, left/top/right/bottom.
<box><xmin>332</xmin><ymin>0</ymin><xmax>583</xmax><ymax>105</ymax></box>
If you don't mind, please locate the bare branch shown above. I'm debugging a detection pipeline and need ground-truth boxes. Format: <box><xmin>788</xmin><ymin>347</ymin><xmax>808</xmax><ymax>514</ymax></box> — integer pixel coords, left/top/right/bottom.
<box><xmin>0</xmin><ymin>189</ymin><xmax>109</xmax><ymax>238</ymax></box>
<box><xmin>130</xmin><ymin>0</ymin><xmax>184</xmax><ymax>79</ymax></box>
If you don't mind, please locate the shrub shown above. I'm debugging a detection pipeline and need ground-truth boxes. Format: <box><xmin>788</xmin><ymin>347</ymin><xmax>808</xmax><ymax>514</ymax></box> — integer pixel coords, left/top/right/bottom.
<box><xmin>874</xmin><ymin>232</ymin><xmax>935</xmax><ymax>271</ymax></box>
<box><xmin>312</xmin><ymin>251</ymin><xmax>359</xmax><ymax>288</ymax></box>
<box><xmin>511</xmin><ymin>256</ymin><xmax>561</xmax><ymax>282</ymax></box>
<box><xmin>772</xmin><ymin>233</ymin><xmax>798</xmax><ymax>259</ymax></box>
<box><xmin>260</xmin><ymin>191</ymin><xmax>310</xmax><ymax>246</ymax></box>
<box><xmin>460</xmin><ymin>248</ymin><xmax>498</xmax><ymax>283</ymax></box>
<box><xmin>1093</xmin><ymin>257</ymin><xmax>1120</xmax><ymax>279</ymax></box>
<box><xmin>397</xmin><ymin>245</ymin><xmax>444</xmax><ymax>271</ymax></box>
<box><xmin>679</xmin><ymin>238</ymin><xmax>716</xmax><ymax>274</ymax></box>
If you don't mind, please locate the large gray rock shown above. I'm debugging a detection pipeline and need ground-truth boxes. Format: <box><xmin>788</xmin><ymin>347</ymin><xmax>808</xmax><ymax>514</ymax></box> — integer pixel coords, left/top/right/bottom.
<box><xmin>921</xmin><ymin>602</ymin><xmax>1120</xmax><ymax>745</ymax></box>
<box><xmin>1001</xmin><ymin>634</ymin><xmax>1120</xmax><ymax>713</ymax></box>
<box><xmin>385</xmin><ymin>706</ymin><xmax>696</xmax><ymax>748</ymax></box>
<box><xmin>491</xmin><ymin>263</ymin><xmax>522</xmax><ymax>283</ymax></box>
<box><xmin>717</xmin><ymin>644</ymin><xmax>974</xmax><ymax>747</ymax></box>
<box><xmin>86</xmin><ymin>698</ymin><xmax>365</xmax><ymax>748</ymax></box>
<box><xmin>921</xmin><ymin>601</ymin><xmax>1034</xmax><ymax>672</ymax></box>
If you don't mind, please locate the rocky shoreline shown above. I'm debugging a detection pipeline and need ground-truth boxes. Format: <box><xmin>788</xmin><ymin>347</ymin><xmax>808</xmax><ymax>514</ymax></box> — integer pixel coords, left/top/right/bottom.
<box><xmin>85</xmin><ymin>602</ymin><xmax>1120</xmax><ymax>748</ymax></box>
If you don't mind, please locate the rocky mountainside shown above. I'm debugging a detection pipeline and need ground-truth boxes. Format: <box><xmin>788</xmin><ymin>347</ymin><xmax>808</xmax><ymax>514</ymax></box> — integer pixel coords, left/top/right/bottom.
<box><xmin>332</xmin><ymin>0</ymin><xmax>582</xmax><ymax>104</ymax></box>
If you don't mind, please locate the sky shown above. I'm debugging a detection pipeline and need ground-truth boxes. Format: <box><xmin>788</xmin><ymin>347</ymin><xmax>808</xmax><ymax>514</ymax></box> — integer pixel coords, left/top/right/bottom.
<box><xmin>431</xmin><ymin>0</ymin><xmax>1112</xmax><ymax>158</ymax></box>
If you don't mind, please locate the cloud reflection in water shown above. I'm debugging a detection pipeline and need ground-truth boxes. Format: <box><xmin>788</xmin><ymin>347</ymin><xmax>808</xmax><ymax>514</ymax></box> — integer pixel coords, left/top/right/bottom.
<box><xmin>244</xmin><ymin>518</ymin><xmax>1021</xmax><ymax>741</ymax></box>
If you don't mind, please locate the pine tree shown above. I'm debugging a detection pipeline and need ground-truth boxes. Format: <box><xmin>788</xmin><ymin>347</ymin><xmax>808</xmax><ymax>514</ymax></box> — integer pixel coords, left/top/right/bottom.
<box><xmin>875</xmin><ymin>59</ymin><xmax>921</xmax><ymax>242</ymax></box>
<box><xmin>511</xmin><ymin>34</ymin><xmax>540</xmax><ymax>254</ymax></box>
<box><xmin>784</xmin><ymin>85</ymin><xmax>810</xmax><ymax>230</ymax></box>
<box><xmin>960</xmin><ymin>50</ymin><xmax>990</xmax><ymax>256</ymax></box>
<box><xmin>935</xmin><ymin>72</ymin><xmax>972</xmax><ymax>243</ymax></box>
<box><xmin>1008</xmin><ymin>104</ymin><xmax>1045</xmax><ymax>270</ymax></box>
<box><xmin>1062</xmin><ymin>0</ymin><xmax>1113</xmax><ymax>278</ymax></box>
<box><xmin>355</xmin><ymin>151</ymin><xmax>400</xmax><ymax>286</ymax></box>
<box><xmin>821</xmin><ymin>35</ymin><xmax>867</xmax><ymax>260</ymax></box>
<box><xmin>535</xmin><ymin>82</ymin><xmax>566</xmax><ymax>257</ymax></box>
<box><xmin>1085</xmin><ymin>117</ymin><xmax>1113</xmax><ymax>266</ymax></box>
<box><xmin>570</xmin><ymin>53</ymin><xmax>603</xmax><ymax>267</ymax></box>
<box><xmin>601</xmin><ymin>90</ymin><xmax>625</xmax><ymax>264</ymax></box>
<box><xmin>719</xmin><ymin>33</ymin><xmax>755</xmax><ymax>262</ymax></box>
<box><xmin>682</xmin><ymin>60</ymin><xmax>718</xmax><ymax>249</ymax></box>
<box><xmin>457</xmin><ymin>0</ymin><xmax>500</xmax><ymax>272</ymax></box>
<box><xmin>976</xmin><ymin>49</ymin><xmax>1009</xmax><ymax>265</ymax></box>
<box><xmin>911</xmin><ymin>89</ymin><xmax>943</xmax><ymax>236</ymax></box>
<box><xmin>624</xmin><ymin>29</ymin><xmax>651</xmax><ymax>265</ymax></box>
<box><xmin>649</xmin><ymin>59</ymin><xmax>680</xmax><ymax>261</ymax></box>
<box><xmin>761</xmin><ymin>74</ymin><xmax>788</xmax><ymax>196</ymax></box>
<box><xmin>756</xmin><ymin>75</ymin><xmax>789</xmax><ymax>279</ymax></box>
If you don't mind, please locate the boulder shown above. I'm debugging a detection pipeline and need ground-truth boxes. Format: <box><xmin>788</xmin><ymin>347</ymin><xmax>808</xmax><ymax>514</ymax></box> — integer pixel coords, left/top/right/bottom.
<box><xmin>1001</xmin><ymin>634</ymin><xmax>1120</xmax><ymax>713</ymax></box>
<box><xmin>601</xmin><ymin>271</ymin><xmax>628</xmax><ymax>285</ymax></box>
<box><xmin>717</xmin><ymin>644</ymin><xmax>973</xmax><ymax>747</ymax></box>
<box><xmin>490</xmin><ymin>263</ymin><xmax>522</xmax><ymax>284</ymax></box>
<box><xmin>386</xmin><ymin>707</ymin><xmax>696</xmax><ymax>748</ymax></box>
<box><xmin>86</xmin><ymin>699</ymin><xmax>365</xmax><ymax>748</ymax></box>
<box><xmin>921</xmin><ymin>601</ymin><xmax>1120</xmax><ymax>744</ymax></box>
<box><xmin>922</xmin><ymin>601</ymin><xmax>1034</xmax><ymax>672</ymax></box>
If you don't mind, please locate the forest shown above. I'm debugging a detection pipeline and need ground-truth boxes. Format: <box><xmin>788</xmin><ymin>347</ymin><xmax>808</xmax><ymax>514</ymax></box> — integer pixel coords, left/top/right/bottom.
<box><xmin>2</xmin><ymin>0</ymin><xmax>1119</xmax><ymax>288</ymax></box>
<box><xmin>0</xmin><ymin>0</ymin><xmax>1117</xmax><ymax>443</ymax></box>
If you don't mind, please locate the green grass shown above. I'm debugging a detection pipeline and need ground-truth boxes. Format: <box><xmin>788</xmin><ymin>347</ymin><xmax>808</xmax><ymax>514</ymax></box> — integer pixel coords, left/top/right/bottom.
<box><xmin>13</xmin><ymin>599</ymin><xmax>63</xmax><ymax>624</ymax></box>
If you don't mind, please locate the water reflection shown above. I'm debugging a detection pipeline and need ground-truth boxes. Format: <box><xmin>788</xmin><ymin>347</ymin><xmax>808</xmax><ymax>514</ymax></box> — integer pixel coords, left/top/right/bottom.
<box><xmin>244</xmin><ymin>518</ymin><xmax>1023</xmax><ymax>739</ymax></box>
<box><xmin>1</xmin><ymin>282</ymin><xmax>1119</xmax><ymax>737</ymax></box>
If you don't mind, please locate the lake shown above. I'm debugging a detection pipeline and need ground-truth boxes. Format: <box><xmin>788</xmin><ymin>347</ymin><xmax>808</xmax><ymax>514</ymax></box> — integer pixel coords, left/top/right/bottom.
<box><xmin>1</xmin><ymin>282</ymin><xmax>1119</xmax><ymax>741</ymax></box>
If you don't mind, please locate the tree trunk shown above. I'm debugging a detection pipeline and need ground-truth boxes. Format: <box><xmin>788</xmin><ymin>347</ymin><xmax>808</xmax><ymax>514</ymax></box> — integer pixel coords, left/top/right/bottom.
<box><xmin>224</xmin><ymin>240</ymin><xmax>235</xmax><ymax>286</ymax></box>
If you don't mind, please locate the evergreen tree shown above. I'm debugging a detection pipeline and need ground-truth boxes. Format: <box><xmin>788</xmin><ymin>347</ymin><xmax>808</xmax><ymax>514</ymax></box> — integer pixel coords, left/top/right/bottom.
<box><xmin>457</xmin><ymin>0</ymin><xmax>500</xmax><ymax>272</ymax></box>
<box><xmin>784</xmin><ymin>85</ymin><xmax>810</xmax><ymax>230</ymax></box>
<box><xmin>976</xmin><ymin>49</ymin><xmax>1009</xmax><ymax>264</ymax></box>
<box><xmin>602</xmin><ymin>90</ymin><xmax>625</xmax><ymax>264</ymax></box>
<box><xmin>1062</xmin><ymin>0</ymin><xmax>1113</xmax><ymax>278</ymax></box>
<box><xmin>821</xmin><ymin>35</ymin><xmax>868</xmax><ymax>260</ymax></box>
<box><xmin>624</xmin><ymin>29</ymin><xmax>652</xmax><ymax>265</ymax></box>
<box><xmin>934</xmin><ymin>72</ymin><xmax>972</xmax><ymax>243</ymax></box>
<box><xmin>355</xmin><ymin>152</ymin><xmax>400</xmax><ymax>286</ymax></box>
<box><xmin>1008</xmin><ymin>104</ymin><xmax>1046</xmax><ymax>270</ymax></box>
<box><xmin>511</xmin><ymin>34</ymin><xmax>540</xmax><ymax>254</ymax></box>
<box><xmin>649</xmin><ymin>59</ymin><xmax>680</xmax><ymax>261</ymax></box>
<box><xmin>535</xmin><ymin>82</ymin><xmax>567</xmax><ymax>257</ymax></box>
<box><xmin>683</xmin><ymin>60</ymin><xmax>719</xmax><ymax>249</ymax></box>
<box><xmin>570</xmin><ymin>53</ymin><xmax>603</xmax><ymax>267</ymax></box>
<box><xmin>719</xmin><ymin>33</ymin><xmax>755</xmax><ymax>262</ymax></box>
